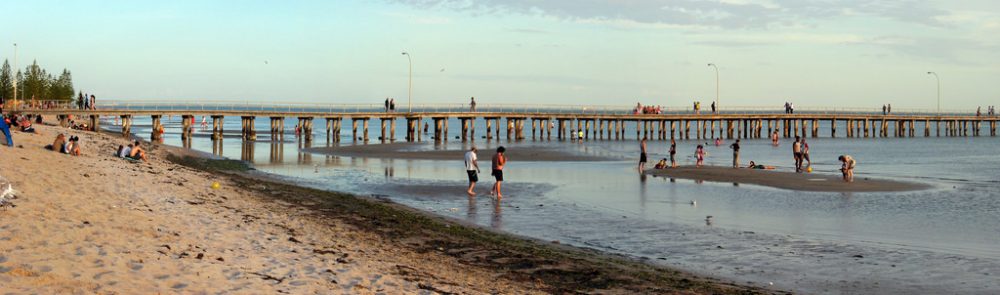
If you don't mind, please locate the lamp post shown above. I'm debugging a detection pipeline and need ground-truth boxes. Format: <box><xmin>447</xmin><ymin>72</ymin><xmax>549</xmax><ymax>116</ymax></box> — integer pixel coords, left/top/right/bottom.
<box><xmin>708</xmin><ymin>63</ymin><xmax>719</xmax><ymax>113</ymax></box>
<box><xmin>927</xmin><ymin>71</ymin><xmax>939</xmax><ymax>115</ymax></box>
<box><xmin>401</xmin><ymin>51</ymin><xmax>412</xmax><ymax>113</ymax></box>
<box><xmin>12</xmin><ymin>43</ymin><xmax>17</xmax><ymax>110</ymax></box>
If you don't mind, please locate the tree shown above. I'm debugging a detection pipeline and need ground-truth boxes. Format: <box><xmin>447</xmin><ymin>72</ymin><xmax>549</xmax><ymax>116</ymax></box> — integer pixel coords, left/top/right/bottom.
<box><xmin>22</xmin><ymin>60</ymin><xmax>48</xmax><ymax>101</ymax></box>
<box><xmin>0</xmin><ymin>60</ymin><xmax>11</xmax><ymax>104</ymax></box>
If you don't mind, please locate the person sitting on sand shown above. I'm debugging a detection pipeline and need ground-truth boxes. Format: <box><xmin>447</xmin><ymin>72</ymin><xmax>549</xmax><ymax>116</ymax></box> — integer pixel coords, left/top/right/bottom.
<box><xmin>65</xmin><ymin>136</ymin><xmax>81</xmax><ymax>156</ymax></box>
<box><xmin>118</xmin><ymin>144</ymin><xmax>133</xmax><ymax>158</ymax></box>
<box><xmin>129</xmin><ymin>141</ymin><xmax>148</xmax><ymax>162</ymax></box>
<box><xmin>654</xmin><ymin>158</ymin><xmax>668</xmax><ymax>169</ymax></box>
<box><xmin>46</xmin><ymin>133</ymin><xmax>66</xmax><ymax>151</ymax></box>
<box><xmin>695</xmin><ymin>145</ymin><xmax>705</xmax><ymax>167</ymax></box>
<box><xmin>839</xmin><ymin>155</ymin><xmax>856</xmax><ymax>182</ymax></box>
<box><xmin>18</xmin><ymin>117</ymin><xmax>36</xmax><ymax>133</ymax></box>
<box><xmin>746</xmin><ymin>161</ymin><xmax>775</xmax><ymax>170</ymax></box>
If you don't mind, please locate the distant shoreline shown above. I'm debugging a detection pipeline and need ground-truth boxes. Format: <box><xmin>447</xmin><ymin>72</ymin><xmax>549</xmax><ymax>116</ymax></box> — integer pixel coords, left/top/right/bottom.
<box><xmin>646</xmin><ymin>166</ymin><xmax>930</xmax><ymax>192</ymax></box>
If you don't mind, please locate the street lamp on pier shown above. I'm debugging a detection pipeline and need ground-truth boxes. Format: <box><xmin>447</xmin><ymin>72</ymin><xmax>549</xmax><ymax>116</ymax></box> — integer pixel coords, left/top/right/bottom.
<box><xmin>402</xmin><ymin>51</ymin><xmax>412</xmax><ymax>113</ymax></box>
<box><xmin>708</xmin><ymin>63</ymin><xmax>719</xmax><ymax>113</ymax></box>
<box><xmin>927</xmin><ymin>71</ymin><xmax>940</xmax><ymax>115</ymax></box>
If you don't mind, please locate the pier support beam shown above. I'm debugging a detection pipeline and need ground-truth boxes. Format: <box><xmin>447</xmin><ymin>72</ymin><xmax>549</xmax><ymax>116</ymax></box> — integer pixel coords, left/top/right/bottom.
<box><xmin>181</xmin><ymin>115</ymin><xmax>193</xmax><ymax>140</ymax></box>
<box><xmin>326</xmin><ymin>117</ymin><xmax>342</xmax><ymax>142</ymax></box>
<box><xmin>270</xmin><ymin>117</ymin><xmax>284</xmax><ymax>140</ymax></box>
<box><xmin>241</xmin><ymin>116</ymin><xmax>256</xmax><ymax>141</ymax></box>
<box><xmin>211</xmin><ymin>116</ymin><xmax>224</xmax><ymax>140</ymax></box>
<box><xmin>150</xmin><ymin>115</ymin><xmax>162</xmax><ymax>140</ymax></box>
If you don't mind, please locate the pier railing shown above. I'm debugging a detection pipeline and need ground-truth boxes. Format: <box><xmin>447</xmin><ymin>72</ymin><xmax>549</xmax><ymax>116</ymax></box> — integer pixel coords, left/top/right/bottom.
<box><xmin>13</xmin><ymin>99</ymin><xmax>986</xmax><ymax>116</ymax></box>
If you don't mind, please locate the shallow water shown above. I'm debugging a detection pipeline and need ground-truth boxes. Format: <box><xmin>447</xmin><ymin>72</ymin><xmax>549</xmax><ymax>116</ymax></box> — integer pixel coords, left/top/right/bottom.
<box><xmin>110</xmin><ymin>116</ymin><xmax>1000</xmax><ymax>294</ymax></box>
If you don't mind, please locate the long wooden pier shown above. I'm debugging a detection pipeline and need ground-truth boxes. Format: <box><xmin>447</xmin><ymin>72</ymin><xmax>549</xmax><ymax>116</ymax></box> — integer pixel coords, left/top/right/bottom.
<box><xmin>26</xmin><ymin>106</ymin><xmax>999</xmax><ymax>143</ymax></box>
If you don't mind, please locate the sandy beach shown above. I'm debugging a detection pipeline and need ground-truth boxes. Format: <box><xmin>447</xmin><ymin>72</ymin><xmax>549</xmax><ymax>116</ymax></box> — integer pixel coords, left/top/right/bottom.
<box><xmin>303</xmin><ymin>141</ymin><xmax>617</xmax><ymax>162</ymax></box>
<box><xmin>645</xmin><ymin>166</ymin><xmax>930</xmax><ymax>192</ymax></box>
<box><xmin>0</xmin><ymin>121</ymin><xmax>765</xmax><ymax>294</ymax></box>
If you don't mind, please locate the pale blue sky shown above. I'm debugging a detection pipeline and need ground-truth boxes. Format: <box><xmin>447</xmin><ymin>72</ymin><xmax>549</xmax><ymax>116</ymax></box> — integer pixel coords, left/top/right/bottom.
<box><xmin>1</xmin><ymin>0</ymin><xmax>997</xmax><ymax>109</ymax></box>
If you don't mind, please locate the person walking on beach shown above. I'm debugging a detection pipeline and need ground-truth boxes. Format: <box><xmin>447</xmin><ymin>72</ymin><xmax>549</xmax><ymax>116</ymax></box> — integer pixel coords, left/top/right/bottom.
<box><xmin>729</xmin><ymin>139</ymin><xmax>740</xmax><ymax>168</ymax></box>
<box><xmin>801</xmin><ymin>138</ymin><xmax>811</xmax><ymax>167</ymax></box>
<box><xmin>490</xmin><ymin>146</ymin><xmax>506</xmax><ymax>199</ymax></box>
<box><xmin>0</xmin><ymin>114</ymin><xmax>12</xmax><ymax>147</ymax></box>
<box><xmin>470</xmin><ymin>97</ymin><xmax>477</xmax><ymax>112</ymax></box>
<box><xmin>792</xmin><ymin>136</ymin><xmax>803</xmax><ymax>172</ymax></box>
<box><xmin>669</xmin><ymin>139</ymin><xmax>677</xmax><ymax>168</ymax></box>
<box><xmin>839</xmin><ymin>155</ymin><xmax>856</xmax><ymax>182</ymax></box>
<box><xmin>638</xmin><ymin>137</ymin><xmax>648</xmax><ymax>172</ymax></box>
<box><xmin>695</xmin><ymin>144</ymin><xmax>705</xmax><ymax>167</ymax></box>
<box><xmin>464</xmin><ymin>147</ymin><xmax>480</xmax><ymax>196</ymax></box>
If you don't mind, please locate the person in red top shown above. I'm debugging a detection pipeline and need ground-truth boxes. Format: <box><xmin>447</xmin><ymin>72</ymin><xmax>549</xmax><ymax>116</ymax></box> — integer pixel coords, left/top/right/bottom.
<box><xmin>490</xmin><ymin>146</ymin><xmax>507</xmax><ymax>199</ymax></box>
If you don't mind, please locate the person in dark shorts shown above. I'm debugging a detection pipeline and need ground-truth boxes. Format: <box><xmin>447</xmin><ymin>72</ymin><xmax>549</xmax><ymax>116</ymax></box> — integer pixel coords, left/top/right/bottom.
<box><xmin>490</xmin><ymin>146</ymin><xmax>507</xmax><ymax>199</ymax></box>
<box><xmin>638</xmin><ymin>136</ymin><xmax>648</xmax><ymax>172</ymax></box>
<box><xmin>729</xmin><ymin>139</ymin><xmax>741</xmax><ymax>168</ymax></box>
<box><xmin>464</xmin><ymin>147</ymin><xmax>480</xmax><ymax>196</ymax></box>
<box><xmin>792</xmin><ymin>136</ymin><xmax>803</xmax><ymax>172</ymax></box>
<box><xmin>669</xmin><ymin>139</ymin><xmax>677</xmax><ymax>168</ymax></box>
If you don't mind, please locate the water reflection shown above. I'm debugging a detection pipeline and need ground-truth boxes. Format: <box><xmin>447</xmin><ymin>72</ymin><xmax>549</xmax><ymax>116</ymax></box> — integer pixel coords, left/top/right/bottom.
<box><xmin>466</xmin><ymin>196</ymin><xmax>477</xmax><ymax>223</ymax></box>
<box><xmin>241</xmin><ymin>141</ymin><xmax>255</xmax><ymax>162</ymax></box>
<box><xmin>297</xmin><ymin>138</ymin><xmax>312</xmax><ymax>165</ymax></box>
<box><xmin>491</xmin><ymin>198</ymin><xmax>503</xmax><ymax>230</ymax></box>
<box><xmin>270</xmin><ymin>141</ymin><xmax>283</xmax><ymax>164</ymax></box>
<box><xmin>212</xmin><ymin>139</ymin><xmax>223</xmax><ymax>156</ymax></box>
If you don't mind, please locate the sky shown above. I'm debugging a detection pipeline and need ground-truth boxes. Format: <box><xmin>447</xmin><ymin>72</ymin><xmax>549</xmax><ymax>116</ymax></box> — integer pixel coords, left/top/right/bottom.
<box><xmin>1</xmin><ymin>0</ymin><xmax>998</xmax><ymax>110</ymax></box>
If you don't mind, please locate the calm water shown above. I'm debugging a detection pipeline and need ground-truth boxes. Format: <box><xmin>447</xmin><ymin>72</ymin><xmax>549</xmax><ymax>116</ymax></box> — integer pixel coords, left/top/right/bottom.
<box><xmin>112</xmin><ymin>116</ymin><xmax>1000</xmax><ymax>294</ymax></box>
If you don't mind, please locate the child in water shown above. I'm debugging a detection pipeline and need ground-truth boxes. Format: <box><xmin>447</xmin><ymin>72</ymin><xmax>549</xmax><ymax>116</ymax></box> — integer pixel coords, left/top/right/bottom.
<box><xmin>695</xmin><ymin>145</ymin><xmax>705</xmax><ymax>167</ymax></box>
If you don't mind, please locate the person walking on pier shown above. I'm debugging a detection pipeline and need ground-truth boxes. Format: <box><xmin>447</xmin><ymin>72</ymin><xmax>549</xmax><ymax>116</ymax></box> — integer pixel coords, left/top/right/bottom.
<box><xmin>729</xmin><ymin>139</ymin><xmax>741</xmax><ymax>168</ymax></box>
<box><xmin>669</xmin><ymin>139</ymin><xmax>677</xmax><ymax>168</ymax></box>
<box><xmin>792</xmin><ymin>136</ymin><xmax>803</xmax><ymax>172</ymax></box>
<box><xmin>887</xmin><ymin>104</ymin><xmax>891</xmax><ymax>114</ymax></box>
<box><xmin>882</xmin><ymin>104</ymin><xmax>887</xmax><ymax>115</ymax></box>
<box><xmin>977</xmin><ymin>106</ymin><xmax>981</xmax><ymax>117</ymax></box>
<box><xmin>384</xmin><ymin>98</ymin><xmax>390</xmax><ymax>112</ymax></box>
<box><xmin>490</xmin><ymin>146</ymin><xmax>506</xmax><ymax>199</ymax></box>
<box><xmin>470</xmin><ymin>97</ymin><xmax>477</xmax><ymax>112</ymax></box>
<box><xmin>638</xmin><ymin>137</ymin><xmax>648</xmax><ymax>172</ymax></box>
<box><xmin>711</xmin><ymin>101</ymin><xmax>716</xmax><ymax>114</ymax></box>
<box><xmin>389</xmin><ymin>98</ymin><xmax>396</xmax><ymax>112</ymax></box>
<box><xmin>464</xmin><ymin>147</ymin><xmax>480</xmax><ymax>196</ymax></box>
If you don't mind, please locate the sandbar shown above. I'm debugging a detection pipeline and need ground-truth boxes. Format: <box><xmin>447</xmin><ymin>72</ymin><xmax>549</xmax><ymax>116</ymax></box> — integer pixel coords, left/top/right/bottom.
<box><xmin>303</xmin><ymin>142</ymin><xmax>615</xmax><ymax>162</ymax></box>
<box><xmin>646</xmin><ymin>166</ymin><xmax>930</xmax><ymax>192</ymax></box>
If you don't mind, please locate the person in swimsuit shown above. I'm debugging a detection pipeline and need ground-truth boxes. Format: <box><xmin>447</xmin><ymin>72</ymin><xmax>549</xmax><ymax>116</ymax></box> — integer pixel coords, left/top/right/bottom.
<box><xmin>695</xmin><ymin>144</ymin><xmax>705</xmax><ymax>167</ymax></box>
<box><xmin>490</xmin><ymin>146</ymin><xmax>506</xmax><ymax>199</ymax></box>
<box><xmin>792</xmin><ymin>136</ymin><xmax>803</xmax><ymax>172</ymax></box>
<box><xmin>638</xmin><ymin>136</ymin><xmax>648</xmax><ymax>172</ymax></box>
<box><xmin>839</xmin><ymin>155</ymin><xmax>856</xmax><ymax>182</ymax></box>
<box><xmin>669</xmin><ymin>139</ymin><xmax>677</xmax><ymax>168</ymax></box>
<box><xmin>801</xmin><ymin>138</ymin><xmax>811</xmax><ymax>167</ymax></box>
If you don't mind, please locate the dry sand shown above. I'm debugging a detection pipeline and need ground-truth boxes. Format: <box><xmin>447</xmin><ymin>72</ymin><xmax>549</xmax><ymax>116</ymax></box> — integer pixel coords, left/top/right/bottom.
<box><xmin>646</xmin><ymin>166</ymin><xmax>930</xmax><ymax>192</ymax></box>
<box><xmin>0</xmin><ymin>121</ymin><xmax>764</xmax><ymax>294</ymax></box>
<box><xmin>304</xmin><ymin>142</ymin><xmax>615</xmax><ymax>162</ymax></box>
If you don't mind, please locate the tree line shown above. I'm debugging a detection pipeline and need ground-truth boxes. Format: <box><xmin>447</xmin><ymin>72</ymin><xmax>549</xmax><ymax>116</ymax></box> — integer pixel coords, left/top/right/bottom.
<box><xmin>0</xmin><ymin>59</ymin><xmax>75</xmax><ymax>104</ymax></box>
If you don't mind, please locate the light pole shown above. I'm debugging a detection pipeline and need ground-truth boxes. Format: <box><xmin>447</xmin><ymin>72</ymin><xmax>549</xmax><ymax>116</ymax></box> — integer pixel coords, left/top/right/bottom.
<box><xmin>927</xmin><ymin>71</ymin><xmax>939</xmax><ymax>115</ymax></box>
<box><xmin>12</xmin><ymin>43</ymin><xmax>17</xmax><ymax>110</ymax></box>
<box><xmin>401</xmin><ymin>51</ymin><xmax>412</xmax><ymax>113</ymax></box>
<box><xmin>707</xmin><ymin>63</ymin><xmax>719</xmax><ymax>113</ymax></box>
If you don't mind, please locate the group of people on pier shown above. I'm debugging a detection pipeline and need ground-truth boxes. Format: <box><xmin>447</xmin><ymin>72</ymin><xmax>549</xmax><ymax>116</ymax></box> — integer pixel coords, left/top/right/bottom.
<box><xmin>634</xmin><ymin>103</ymin><xmax>663</xmax><ymax>114</ymax></box>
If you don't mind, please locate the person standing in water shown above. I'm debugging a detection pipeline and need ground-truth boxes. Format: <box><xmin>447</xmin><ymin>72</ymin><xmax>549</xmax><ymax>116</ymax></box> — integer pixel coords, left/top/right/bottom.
<box><xmin>464</xmin><ymin>147</ymin><xmax>480</xmax><ymax>196</ymax></box>
<box><xmin>695</xmin><ymin>144</ymin><xmax>705</xmax><ymax>167</ymax></box>
<box><xmin>669</xmin><ymin>139</ymin><xmax>677</xmax><ymax>168</ymax></box>
<box><xmin>729</xmin><ymin>139</ymin><xmax>741</xmax><ymax>168</ymax></box>
<box><xmin>792</xmin><ymin>136</ymin><xmax>803</xmax><ymax>172</ymax></box>
<box><xmin>801</xmin><ymin>138</ymin><xmax>811</xmax><ymax>167</ymax></box>
<box><xmin>638</xmin><ymin>136</ymin><xmax>648</xmax><ymax>172</ymax></box>
<box><xmin>771</xmin><ymin>131</ymin><xmax>780</xmax><ymax>146</ymax></box>
<box><xmin>839</xmin><ymin>155</ymin><xmax>856</xmax><ymax>182</ymax></box>
<box><xmin>490</xmin><ymin>146</ymin><xmax>506</xmax><ymax>199</ymax></box>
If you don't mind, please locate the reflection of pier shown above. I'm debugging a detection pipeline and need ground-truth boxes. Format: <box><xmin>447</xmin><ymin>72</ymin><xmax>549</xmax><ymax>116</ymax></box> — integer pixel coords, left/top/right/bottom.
<box><xmin>33</xmin><ymin>102</ymin><xmax>1000</xmax><ymax>142</ymax></box>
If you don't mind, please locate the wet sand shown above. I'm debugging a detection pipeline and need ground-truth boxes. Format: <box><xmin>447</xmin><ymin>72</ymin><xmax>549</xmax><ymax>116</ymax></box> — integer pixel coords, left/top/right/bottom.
<box><xmin>0</xmin><ymin>121</ymin><xmax>763</xmax><ymax>294</ymax></box>
<box><xmin>646</xmin><ymin>166</ymin><xmax>930</xmax><ymax>192</ymax></box>
<box><xmin>303</xmin><ymin>141</ymin><xmax>616</xmax><ymax>161</ymax></box>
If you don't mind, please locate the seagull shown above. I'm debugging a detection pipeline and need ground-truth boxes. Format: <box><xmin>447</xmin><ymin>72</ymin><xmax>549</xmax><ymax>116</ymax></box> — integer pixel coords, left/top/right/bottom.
<box><xmin>690</xmin><ymin>200</ymin><xmax>697</xmax><ymax>206</ymax></box>
<box><xmin>440</xmin><ymin>68</ymin><xmax>445</xmax><ymax>72</ymax></box>
<box><xmin>264</xmin><ymin>60</ymin><xmax>269</xmax><ymax>65</ymax></box>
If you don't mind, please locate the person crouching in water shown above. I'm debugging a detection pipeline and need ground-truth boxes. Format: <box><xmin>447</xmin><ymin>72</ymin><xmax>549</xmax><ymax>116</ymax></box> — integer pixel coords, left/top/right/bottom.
<box><xmin>490</xmin><ymin>146</ymin><xmax>507</xmax><ymax>199</ymax></box>
<box><xmin>838</xmin><ymin>155</ymin><xmax>856</xmax><ymax>182</ymax></box>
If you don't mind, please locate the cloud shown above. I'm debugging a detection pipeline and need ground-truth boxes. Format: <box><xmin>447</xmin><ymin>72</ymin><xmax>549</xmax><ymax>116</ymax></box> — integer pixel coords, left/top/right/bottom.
<box><xmin>388</xmin><ymin>0</ymin><xmax>951</xmax><ymax>29</ymax></box>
